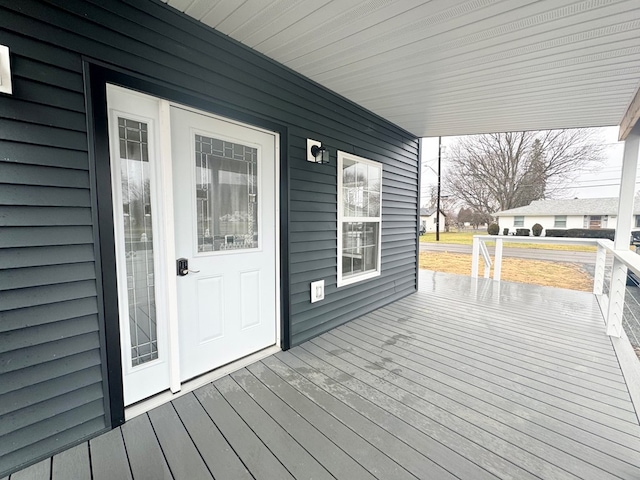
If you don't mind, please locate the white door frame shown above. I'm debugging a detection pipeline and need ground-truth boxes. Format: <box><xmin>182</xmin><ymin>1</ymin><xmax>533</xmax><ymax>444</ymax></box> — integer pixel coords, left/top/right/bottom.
<box><xmin>108</xmin><ymin>85</ymin><xmax>282</xmax><ymax>418</ymax></box>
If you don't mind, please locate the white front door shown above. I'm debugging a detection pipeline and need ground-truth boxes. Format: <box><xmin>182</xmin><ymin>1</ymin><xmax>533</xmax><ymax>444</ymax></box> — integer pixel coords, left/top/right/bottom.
<box><xmin>170</xmin><ymin>106</ymin><xmax>277</xmax><ymax>382</ymax></box>
<box><xmin>108</xmin><ymin>86</ymin><xmax>278</xmax><ymax>405</ymax></box>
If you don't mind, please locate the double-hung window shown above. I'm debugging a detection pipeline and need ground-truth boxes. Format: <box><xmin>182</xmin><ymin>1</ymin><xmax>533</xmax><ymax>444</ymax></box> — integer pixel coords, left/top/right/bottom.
<box><xmin>338</xmin><ymin>151</ymin><xmax>382</xmax><ymax>287</ymax></box>
<box><xmin>554</xmin><ymin>215</ymin><xmax>567</xmax><ymax>228</ymax></box>
<box><xmin>514</xmin><ymin>216</ymin><xmax>524</xmax><ymax>227</ymax></box>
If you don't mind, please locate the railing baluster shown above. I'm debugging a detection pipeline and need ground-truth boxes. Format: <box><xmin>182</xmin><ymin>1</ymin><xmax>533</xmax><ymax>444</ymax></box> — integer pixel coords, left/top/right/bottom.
<box><xmin>606</xmin><ymin>259</ymin><xmax>627</xmax><ymax>337</ymax></box>
<box><xmin>593</xmin><ymin>243</ymin><xmax>607</xmax><ymax>295</ymax></box>
<box><xmin>494</xmin><ymin>238</ymin><xmax>503</xmax><ymax>282</ymax></box>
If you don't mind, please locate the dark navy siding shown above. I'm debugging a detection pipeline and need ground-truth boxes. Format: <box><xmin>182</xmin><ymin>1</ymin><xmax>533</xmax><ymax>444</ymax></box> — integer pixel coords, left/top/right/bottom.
<box><xmin>0</xmin><ymin>0</ymin><xmax>419</xmax><ymax>474</ymax></box>
<box><xmin>0</xmin><ymin>31</ymin><xmax>107</xmax><ymax>474</ymax></box>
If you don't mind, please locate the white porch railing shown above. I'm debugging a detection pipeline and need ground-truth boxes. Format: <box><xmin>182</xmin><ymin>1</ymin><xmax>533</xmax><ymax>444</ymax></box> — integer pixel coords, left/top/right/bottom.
<box><xmin>471</xmin><ymin>235</ymin><xmax>640</xmax><ymax>338</ymax></box>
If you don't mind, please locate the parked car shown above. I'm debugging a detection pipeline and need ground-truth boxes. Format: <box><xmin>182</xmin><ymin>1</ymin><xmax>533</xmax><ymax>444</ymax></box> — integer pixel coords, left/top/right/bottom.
<box><xmin>631</xmin><ymin>228</ymin><xmax>640</xmax><ymax>246</ymax></box>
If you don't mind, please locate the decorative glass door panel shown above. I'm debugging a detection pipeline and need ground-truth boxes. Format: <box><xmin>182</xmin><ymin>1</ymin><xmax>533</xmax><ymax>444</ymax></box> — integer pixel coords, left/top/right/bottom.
<box><xmin>195</xmin><ymin>135</ymin><xmax>258</xmax><ymax>252</ymax></box>
<box><xmin>118</xmin><ymin>117</ymin><xmax>158</xmax><ymax>366</ymax></box>
<box><xmin>107</xmin><ymin>84</ymin><xmax>170</xmax><ymax>407</ymax></box>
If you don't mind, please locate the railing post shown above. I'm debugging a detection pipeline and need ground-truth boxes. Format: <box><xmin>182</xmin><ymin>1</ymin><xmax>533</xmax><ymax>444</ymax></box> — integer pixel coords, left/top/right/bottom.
<box><xmin>494</xmin><ymin>238</ymin><xmax>503</xmax><ymax>282</ymax></box>
<box><xmin>471</xmin><ymin>236</ymin><xmax>479</xmax><ymax>278</ymax></box>
<box><xmin>606</xmin><ymin>258</ymin><xmax>626</xmax><ymax>337</ymax></box>
<box><xmin>593</xmin><ymin>244</ymin><xmax>607</xmax><ymax>295</ymax></box>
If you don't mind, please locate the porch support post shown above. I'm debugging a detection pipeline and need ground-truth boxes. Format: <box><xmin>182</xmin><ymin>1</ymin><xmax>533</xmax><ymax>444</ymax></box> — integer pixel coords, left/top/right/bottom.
<box><xmin>606</xmin><ymin>123</ymin><xmax>640</xmax><ymax>337</ymax></box>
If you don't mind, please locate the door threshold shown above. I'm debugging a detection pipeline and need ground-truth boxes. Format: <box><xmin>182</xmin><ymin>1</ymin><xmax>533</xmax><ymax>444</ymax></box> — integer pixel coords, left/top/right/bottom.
<box><xmin>124</xmin><ymin>345</ymin><xmax>281</xmax><ymax>421</ymax></box>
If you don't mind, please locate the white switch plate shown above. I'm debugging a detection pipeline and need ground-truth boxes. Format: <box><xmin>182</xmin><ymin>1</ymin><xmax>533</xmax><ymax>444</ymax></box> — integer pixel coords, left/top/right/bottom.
<box><xmin>310</xmin><ymin>280</ymin><xmax>325</xmax><ymax>303</ymax></box>
<box><xmin>0</xmin><ymin>45</ymin><xmax>12</xmax><ymax>95</ymax></box>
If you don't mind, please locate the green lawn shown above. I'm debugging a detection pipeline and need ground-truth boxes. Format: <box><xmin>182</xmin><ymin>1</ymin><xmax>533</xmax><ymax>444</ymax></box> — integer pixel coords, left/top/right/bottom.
<box><xmin>419</xmin><ymin>231</ymin><xmax>598</xmax><ymax>252</ymax></box>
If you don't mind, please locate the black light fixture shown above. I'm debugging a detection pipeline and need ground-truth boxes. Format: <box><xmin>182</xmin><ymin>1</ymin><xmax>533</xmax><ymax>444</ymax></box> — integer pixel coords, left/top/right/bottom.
<box><xmin>307</xmin><ymin>138</ymin><xmax>330</xmax><ymax>164</ymax></box>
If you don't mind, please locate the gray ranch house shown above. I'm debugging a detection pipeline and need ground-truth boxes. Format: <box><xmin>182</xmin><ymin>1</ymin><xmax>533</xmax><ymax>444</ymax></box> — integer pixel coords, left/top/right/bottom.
<box><xmin>494</xmin><ymin>198</ymin><xmax>640</xmax><ymax>233</ymax></box>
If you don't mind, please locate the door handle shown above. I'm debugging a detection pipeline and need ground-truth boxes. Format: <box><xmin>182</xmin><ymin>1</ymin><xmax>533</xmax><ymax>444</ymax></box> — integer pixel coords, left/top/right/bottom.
<box><xmin>177</xmin><ymin>258</ymin><xmax>200</xmax><ymax>276</ymax></box>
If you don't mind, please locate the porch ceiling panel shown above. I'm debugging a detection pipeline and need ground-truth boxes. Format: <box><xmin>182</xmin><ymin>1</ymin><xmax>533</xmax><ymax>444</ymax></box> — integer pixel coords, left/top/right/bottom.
<box><xmin>164</xmin><ymin>0</ymin><xmax>640</xmax><ymax>137</ymax></box>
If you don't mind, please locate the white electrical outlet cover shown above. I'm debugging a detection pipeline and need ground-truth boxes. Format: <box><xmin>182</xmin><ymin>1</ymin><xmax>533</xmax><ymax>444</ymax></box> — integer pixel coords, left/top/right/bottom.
<box><xmin>310</xmin><ymin>280</ymin><xmax>325</xmax><ymax>303</ymax></box>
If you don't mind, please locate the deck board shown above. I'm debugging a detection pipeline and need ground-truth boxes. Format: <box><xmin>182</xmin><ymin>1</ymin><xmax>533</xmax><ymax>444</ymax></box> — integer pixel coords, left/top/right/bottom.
<box><xmin>214</xmin><ymin>374</ymin><xmax>332</xmax><ymax>480</ymax></box>
<box><xmin>52</xmin><ymin>443</ymin><xmax>90</xmax><ymax>480</ymax></box>
<box><xmin>8</xmin><ymin>271</ymin><xmax>640</xmax><ymax>479</ymax></box>
<box><xmin>242</xmin><ymin>362</ymin><xmax>416</xmax><ymax>480</ymax></box>
<box><xmin>89</xmin><ymin>428</ymin><xmax>132</xmax><ymax>480</ymax></box>
<box><xmin>229</xmin><ymin>367</ymin><xmax>376</xmax><ymax>480</ymax></box>
<box><xmin>121</xmin><ymin>414</ymin><xmax>172</xmax><ymax>480</ymax></box>
<box><xmin>266</xmin><ymin>352</ymin><xmax>460</xmax><ymax>480</ymax></box>
<box><xmin>194</xmin><ymin>383</ymin><xmax>294</xmax><ymax>480</ymax></box>
<box><xmin>172</xmin><ymin>393</ymin><xmax>253</xmax><ymax>480</ymax></box>
<box><xmin>9</xmin><ymin>459</ymin><xmax>49</xmax><ymax>480</ymax></box>
<box><xmin>147</xmin><ymin>403</ymin><xmax>212</xmax><ymax>479</ymax></box>
<box><xmin>321</xmin><ymin>327</ymin><xmax>631</xmax><ymax>479</ymax></box>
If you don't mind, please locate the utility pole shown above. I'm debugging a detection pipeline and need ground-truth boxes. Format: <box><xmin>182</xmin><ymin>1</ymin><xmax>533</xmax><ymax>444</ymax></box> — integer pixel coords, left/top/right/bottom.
<box><xmin>436</xmin><ymin>136</ymin><xmax>442</xmax><ymax>241</ymax></box>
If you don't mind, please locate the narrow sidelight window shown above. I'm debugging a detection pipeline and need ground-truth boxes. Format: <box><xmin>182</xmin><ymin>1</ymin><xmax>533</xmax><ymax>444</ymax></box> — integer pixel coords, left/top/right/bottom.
<box><xmin>118</xmin><ymin>117</ymin><xmax>158</xmax><ymax>366</ymax></box>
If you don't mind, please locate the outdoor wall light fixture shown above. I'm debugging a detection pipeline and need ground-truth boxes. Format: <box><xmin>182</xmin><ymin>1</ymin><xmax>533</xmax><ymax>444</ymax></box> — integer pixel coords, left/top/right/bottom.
<box><xmin>307</xmin><ymin>138</ymin><xmax>330</xmax><ymax>164</ymax></box>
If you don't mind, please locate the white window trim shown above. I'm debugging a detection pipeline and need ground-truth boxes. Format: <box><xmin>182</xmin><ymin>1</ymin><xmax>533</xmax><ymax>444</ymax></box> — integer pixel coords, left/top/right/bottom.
<box><xmin>337</xmin><ymin>150</ymin><xmax>382</xmax><ymax>287</ymax></box>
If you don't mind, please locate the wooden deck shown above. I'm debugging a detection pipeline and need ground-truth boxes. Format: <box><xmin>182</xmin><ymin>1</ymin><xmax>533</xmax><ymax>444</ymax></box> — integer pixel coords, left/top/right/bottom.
<box><xmin>6</xmin><ymin>271</ymin><xmax>640</xmax><ymax>479</ymax></box>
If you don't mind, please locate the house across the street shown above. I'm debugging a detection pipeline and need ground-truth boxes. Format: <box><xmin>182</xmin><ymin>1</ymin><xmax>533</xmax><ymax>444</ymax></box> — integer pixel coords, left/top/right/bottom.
<box><xmin>419</xmin><ymin>207</ymin><xmax>446</xmax><ymax>233</ymax></box>
<box><xmin>494</xmin><ymin>197</ymin><xmax>640</xmax><ymax>233</ymax></box>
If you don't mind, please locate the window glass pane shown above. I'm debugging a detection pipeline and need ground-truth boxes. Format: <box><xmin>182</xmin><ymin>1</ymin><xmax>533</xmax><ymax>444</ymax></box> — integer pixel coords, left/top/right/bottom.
<box><xmin>514</xmin><ymin>216</ymin><xmax>524</xmax><ymax>227</ymax></box>
<box><xmin>342</xmin><ymin>158</ymin><xmax>381</xmax><ymax>218</ymax></box>
<box><xmin>554</xmin><ymin>215</ymin><xmax>566</xmax><ymax>228</ymax></box>
<box><xmin>195</xmin><ymin>135</ymin><xmax>258</xmax><ymax>252</ymax></box>
<box><xmin>367</xmin><ymin>164</ymin><xmax>381</xmax><ymax>217</ymax></box>
<box><xmin>118</xmin><ymin>117</ymin><xmax>158</xmax><ymax>367</ymax></box>
<box><xmin>342</xmin><ymin>222</ymin><xmax>379</xmax><ymax>279</ymax></box>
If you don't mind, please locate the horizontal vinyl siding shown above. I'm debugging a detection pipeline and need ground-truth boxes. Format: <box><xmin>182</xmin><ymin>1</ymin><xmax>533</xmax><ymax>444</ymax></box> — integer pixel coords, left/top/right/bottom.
<box><xmin>288</xmin><ymin>137</ymin><xmax>418</xmax><ymax>345</ymax></box>
<box><xmin>5</xmin><ymin>0</ymin><xmax>418</xmax><ymax>343</ymax></box>
<box><xmin>0</xmin><ymin>0</ymin><xmax>418</xmax><ymax>473</ymax></box>
<box><xmin>0</xmin><ymin>28</ymin><xmax>106</xmax><ymax>476</ymax></box>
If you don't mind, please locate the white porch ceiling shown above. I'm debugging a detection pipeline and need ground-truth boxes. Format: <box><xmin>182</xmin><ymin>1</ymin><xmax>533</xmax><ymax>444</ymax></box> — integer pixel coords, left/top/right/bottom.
<box><xmin>164</xmin><ymin>0</ymin><xmax>640</xmax><ymax>138</ymax></box>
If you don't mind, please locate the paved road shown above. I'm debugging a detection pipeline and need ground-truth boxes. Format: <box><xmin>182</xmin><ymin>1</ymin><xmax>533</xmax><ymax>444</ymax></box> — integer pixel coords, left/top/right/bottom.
<box><xmin>420</xmin><ymin>242</ymin><xmax>596</xmax><ymax>264</ymax></box>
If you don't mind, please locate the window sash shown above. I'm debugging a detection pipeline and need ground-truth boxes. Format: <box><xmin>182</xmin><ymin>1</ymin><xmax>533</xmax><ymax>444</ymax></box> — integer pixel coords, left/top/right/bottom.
<box><xmin>514</xmin><ymin>216</ymin><xmax>524</xmax><ymax>227</ymax></box>
<box><xmin>338</xmin><ymin>151</ymin><xmax>382</xmax><ymax>287</ymax></box>
<box><xmin>554</xmin><ymin>215</ymin><xmax>567</xmax><ymax>228</ymax></box>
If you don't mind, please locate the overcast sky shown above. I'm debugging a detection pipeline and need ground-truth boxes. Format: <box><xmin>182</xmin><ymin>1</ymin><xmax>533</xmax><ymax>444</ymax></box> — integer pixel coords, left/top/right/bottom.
<box><xmin>420</xmin><ymin>126</ymin><xmax>637</xmax><ymax>208</ymax></box>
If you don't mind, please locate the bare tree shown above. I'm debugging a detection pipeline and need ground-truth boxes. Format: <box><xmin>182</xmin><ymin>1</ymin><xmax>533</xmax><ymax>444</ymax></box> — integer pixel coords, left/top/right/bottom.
<box><xmin>444</xmin><ymin>129</ymin><xmax>605</xmax><ymax>213</ymax></box>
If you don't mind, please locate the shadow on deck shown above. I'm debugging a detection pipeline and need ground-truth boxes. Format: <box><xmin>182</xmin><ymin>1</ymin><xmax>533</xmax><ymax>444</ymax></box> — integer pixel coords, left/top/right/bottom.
<box><xmin>7</xmin><ymin>271</ymin><xmax>640</xmax><ymax>479</ymax></box>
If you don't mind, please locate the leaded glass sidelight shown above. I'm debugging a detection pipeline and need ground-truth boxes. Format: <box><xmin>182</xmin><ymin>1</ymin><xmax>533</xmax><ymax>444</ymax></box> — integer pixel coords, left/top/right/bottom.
<box><xmin>118</xmin><ymin>117</ymin><xmax>158</xmax><ymax>366</ymax></box>
<box><xmin>195</xmin><ymin>134</ymin><xmax>259</xmax><ymax>252</ymax></box>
